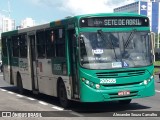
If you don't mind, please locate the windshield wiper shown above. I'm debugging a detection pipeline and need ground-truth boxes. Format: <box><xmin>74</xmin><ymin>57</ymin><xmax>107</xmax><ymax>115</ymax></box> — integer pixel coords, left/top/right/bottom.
<box><xmin>97</xmin><ymin>29</ymin><xmax>112</xmax><ymax>48</ymax></box>
<box><xmin>124</xmin><ymin>29</ymin><xmax>137</xmax><ymax>48</ymax></box>
<box><xmin>97</xmin><ymin>29</ymin><xmax>118</xmax><ymax>61</ymax></box>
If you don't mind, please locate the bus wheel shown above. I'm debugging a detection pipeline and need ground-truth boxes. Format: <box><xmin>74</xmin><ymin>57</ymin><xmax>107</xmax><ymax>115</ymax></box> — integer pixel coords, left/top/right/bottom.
<box><xmin>58</xmin><ymin>81</ymin><xmax>70</xmax><ymax>108</ymax></box>
<box><xmin>118</xmin><ymin>99</ymin><xmax>132</xmax><ymax>104</ymax></box>
<box><xmin>17</xmin><ymin>74</ymin><xmax>24</xmax><ymax>94</ymax></box>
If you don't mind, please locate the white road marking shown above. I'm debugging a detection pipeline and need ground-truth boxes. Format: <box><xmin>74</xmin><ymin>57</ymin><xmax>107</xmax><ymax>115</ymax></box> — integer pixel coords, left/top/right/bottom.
<box><xmin>155</xmin><ymin>90</ymin><xmax>160</xmax><ymax>93</ymax></box>
<box><xmin>0</xmin><ymin>89</ymin><xmax>7</xmax><ymax>92</ymax></box>
<box><xmin>16</xmin><ymin>94</ymin><xmax>24</xmax><ymax>97</ymax></box>
<box><xmin>52</xmin><ymin>106</ymin><xmax>64</xmax><ymax>111</ymax></box>
<box><xmin>8</xmin><ymin>91</ymin><xmax>14</xmax><ymax>94</ymax></box>
<box><xmin>0</xmin><ymin>75</ymin><xmax>3</xmax><ymax>76</ymax></box>
<box><xmin>70</xmin><ymin>112</ymin><xmax>84</xmax><ymax>117</ymax></box>
<box><xmin>39</xmin><ymin>101</ymin><xmax>48</xmax><ymax>105</ymax></box>
<box><xmin>26</xmin><ymin>97</ymin><xmax>35</xmax><ymax>101</ymax></box>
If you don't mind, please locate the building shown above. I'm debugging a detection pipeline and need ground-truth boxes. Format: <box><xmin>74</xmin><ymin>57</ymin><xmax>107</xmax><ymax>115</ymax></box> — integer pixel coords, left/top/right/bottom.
<box><xmin>0</xmin><ymin>15</ymin><xmax>15</xmax><ymax>39</ymax></box>
<box><xmin>114</xmin><ymin>0</ymin><xmax>160</xmax><ymax>33</ymax></box>
<box><xmin>1</xmin><ymin>16</ymin><xmax>15</xmax><ymax>32</ymax></box>
<box><xmin>21</xmin><ymin>18</ymin><xmax>35</xmax><ymax>29</ymax></box>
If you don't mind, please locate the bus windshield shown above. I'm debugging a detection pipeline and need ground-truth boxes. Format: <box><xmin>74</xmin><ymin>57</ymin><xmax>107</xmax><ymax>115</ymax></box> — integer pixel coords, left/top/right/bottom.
<box><xmin>80</xmin><ymin>31</ymin><xmax>152</xmax><ymax>69</ymax></box>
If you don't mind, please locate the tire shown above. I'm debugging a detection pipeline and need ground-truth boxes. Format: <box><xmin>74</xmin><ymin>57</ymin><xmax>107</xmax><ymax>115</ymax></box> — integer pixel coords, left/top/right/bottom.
<box><xmin>58</xmin><ymin>81</ymin><xmax>70</xmax><ymax>108</ymax></box>
<box><xmin>118</xmin><ymin>99</ymin><xmax>132</xmax><ymax>105</ymax></box>
<box><xmin>17</xmin><ymin>74</ymin><xmax>24</xmax><ymax>94</ymax></box>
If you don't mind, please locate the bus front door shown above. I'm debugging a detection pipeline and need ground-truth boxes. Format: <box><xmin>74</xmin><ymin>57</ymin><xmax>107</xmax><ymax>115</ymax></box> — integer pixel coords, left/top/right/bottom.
<box><xmin>29</xmin><ymin>35</ymin><xmax>39</xmax><ymax>92</ymax></box>
<box><xmin>68</xmin><ymin>30</ymin><xmax>79</xmax><ymax>99</ymax></box>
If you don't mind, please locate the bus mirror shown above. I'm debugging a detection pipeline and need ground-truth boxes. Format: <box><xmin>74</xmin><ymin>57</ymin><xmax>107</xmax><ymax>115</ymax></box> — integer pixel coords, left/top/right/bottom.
<box><xmin>79</xmin><ymin>34</ymin><xmax>84</xmax><ymax>44</ymax></box>
<box><xmin>151</xmin><ymin>32</ymin><xmax>155</xmax><ymax>62</ymax></box>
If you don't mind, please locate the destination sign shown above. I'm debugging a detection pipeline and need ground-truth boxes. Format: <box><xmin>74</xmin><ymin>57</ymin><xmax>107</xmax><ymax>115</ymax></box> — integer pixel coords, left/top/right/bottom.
<box><xmin>80</xmin><ymin>17</ymin><xmax>149</xmax><ymax>27</ymax></box>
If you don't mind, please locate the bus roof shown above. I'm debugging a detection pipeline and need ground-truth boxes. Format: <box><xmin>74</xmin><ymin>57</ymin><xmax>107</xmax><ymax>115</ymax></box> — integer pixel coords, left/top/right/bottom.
<box><xmin>1</xmin><ymin>13</ymin><xmax>148</xmax><ymax>37</ymax></box>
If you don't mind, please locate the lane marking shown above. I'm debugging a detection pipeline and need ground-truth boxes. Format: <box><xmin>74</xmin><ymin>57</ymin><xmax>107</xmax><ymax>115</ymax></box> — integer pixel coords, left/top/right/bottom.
<box><xmin>0</xmin><ymin>89</ymin><xmax>7</xmax><ymax>92</ymax></box>
<box><xmin>70</xmin><ymin>112</ymin><xmax>84</xmax><ymax>117</ymax></box>
<box><xmin>155</xmin><ymin>90</ymin><xmax>160</xmax><ymax>93</ymax></box>
<box><xmin>26</xmin><ymin>97</ymin><xmax>35</xmax><ymax>101</ymax></box>
<box><xmin>52</xmin><ymin>106</ymin><xmax>64</xmax><ymax>111</ymax></box>
<box><xmin>8</xmin><ymin>91</ymin><xmax>14</xmax><ymax>94</ymax></box>
<box><xmin>39</xmin><ymin>101</ymin><xmax>48</xmax><ymax>105</ymax></box>
<box><xmin>16</xmin><ymin>94</ymin><xmax>24</xmax><ymax>97</ymax></box>
<box><xmin>0</xmin><ymin>75</ymin><xmax>3</xmax><ymax>76</ymax></box>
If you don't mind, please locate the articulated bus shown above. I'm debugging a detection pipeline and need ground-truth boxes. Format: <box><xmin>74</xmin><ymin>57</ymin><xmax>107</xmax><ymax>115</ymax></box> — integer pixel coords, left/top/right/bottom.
<box><xmin>1</xmin><ymin>13</ymin><xmax>155</xmax><ymax>108</ymax></box>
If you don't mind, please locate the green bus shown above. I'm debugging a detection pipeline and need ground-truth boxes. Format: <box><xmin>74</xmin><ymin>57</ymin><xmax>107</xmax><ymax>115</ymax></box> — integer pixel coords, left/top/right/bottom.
<box><xmin>1</xmin><ymin>13</ymin><xmax>155</xmax><ymax>108</ymax></box>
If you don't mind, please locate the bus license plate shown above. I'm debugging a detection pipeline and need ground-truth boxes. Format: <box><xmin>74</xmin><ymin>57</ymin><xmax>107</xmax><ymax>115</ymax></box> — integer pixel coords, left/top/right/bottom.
<box><xmin>118</xmin><ymin>91</ymin><xmax>130</xmax><ymax>96</ymax></box>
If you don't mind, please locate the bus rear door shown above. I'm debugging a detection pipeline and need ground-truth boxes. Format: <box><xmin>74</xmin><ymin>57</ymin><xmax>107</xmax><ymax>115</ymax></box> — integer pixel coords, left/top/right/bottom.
<box><xmin>28</xmin><ymin>34</ymin><xmax>39</xmax><ymax>93</ymax></box>
<box><xmin>3</xmin><ymin>37</ymin><xmax>13</xmax><ymax>84</ymax></box>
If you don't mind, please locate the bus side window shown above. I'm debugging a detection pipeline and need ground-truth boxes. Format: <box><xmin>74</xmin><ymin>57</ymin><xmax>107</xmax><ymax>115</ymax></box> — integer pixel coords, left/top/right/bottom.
<box><xmin>19</xmin><ymin>34</ymin><xmax>27</xmax><ymax>58</ymax></box>
<box><xmin>55</xmin><ymin>28</ymin><xmax>65</xmax><ymax>57</ymax></box>
<box><xmin>12</xmin><ymin>35</ymin><xmax>19</xmax><ymax>57</ymax></box>
<box><xmin>2</xmin><ymin>37</ymin><xmax>8</xmax><ymax>57</ymax></box>
<box><xmin>45</xmin><ymin>29</ymin><xmax>55</xmax><ymax>58</ymax></box>
<box><xmin>36</xmin><ymin>30</ymin><xmax>46</xmax><ymax>58</ymax></box>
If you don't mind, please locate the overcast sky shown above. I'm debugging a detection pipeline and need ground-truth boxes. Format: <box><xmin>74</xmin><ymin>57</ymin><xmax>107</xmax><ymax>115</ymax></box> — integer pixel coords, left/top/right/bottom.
<box><xmin>0</xmin><ymin>0</ymin><xmax>140</xmax><ymax>26</ymax></box>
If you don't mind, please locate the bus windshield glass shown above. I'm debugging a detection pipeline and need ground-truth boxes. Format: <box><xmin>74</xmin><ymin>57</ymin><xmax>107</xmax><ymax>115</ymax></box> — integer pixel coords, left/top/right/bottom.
<box><xmin>80</xmin><ymin>31</ymin><xmax>152</xmax><ymax>69</ymax></box>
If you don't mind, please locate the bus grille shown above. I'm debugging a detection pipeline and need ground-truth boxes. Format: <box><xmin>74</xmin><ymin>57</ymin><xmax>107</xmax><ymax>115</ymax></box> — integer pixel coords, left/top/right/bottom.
<box><xmin>96</xmin><ymin>70</ymin><xmax>146</xmax><ymax>78</ymax></box>
<box><xmin>102</xmin><ymin>81</ymin><xmax>142</xmax><ymax>87</ymax></box>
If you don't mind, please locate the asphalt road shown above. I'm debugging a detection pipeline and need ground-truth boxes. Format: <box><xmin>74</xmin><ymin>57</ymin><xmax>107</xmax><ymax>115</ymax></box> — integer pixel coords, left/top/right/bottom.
<box><xmin>0</xmin><ymin>72</ymin><xmax>160</xmax><ymax>120</ymax></box>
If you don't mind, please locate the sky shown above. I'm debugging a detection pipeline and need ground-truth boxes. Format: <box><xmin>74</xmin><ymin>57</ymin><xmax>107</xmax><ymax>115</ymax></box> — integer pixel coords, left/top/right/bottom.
<box><xmin>0</xmin><ymin>0</ymin><xmax>140</xmax><ymax>26</ymax></box>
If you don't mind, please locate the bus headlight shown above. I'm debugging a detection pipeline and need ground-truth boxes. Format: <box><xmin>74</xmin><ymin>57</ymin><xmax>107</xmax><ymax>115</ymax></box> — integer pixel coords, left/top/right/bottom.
<box><xmin>144</xmin><ymin>80</ymin><xmax>148</xmax><ymax>85</ymax></box>
<box><xmin>81</xmin><ymin>78</ymin><xmax>100</xmax><ymax>89</ymax></box>
<box><xmin>85</xmin><ymin>80</ymin><xmax>90</xmax><ymax>85</ymax></box>
<box><xmin>143</xmin><ymin>75</ymin><xmax>153</xmax><ymax>85</ymax></box>
<box><xmin>95</xmin><ymin>84</ymin><xmax>100</xmax><ymax>89</ymax></box>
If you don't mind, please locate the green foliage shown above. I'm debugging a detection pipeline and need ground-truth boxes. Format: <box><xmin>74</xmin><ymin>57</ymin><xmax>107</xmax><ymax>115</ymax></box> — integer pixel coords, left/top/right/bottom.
<box><xmin>154</xmin><ymin>61</ymin><xmax>160</xmax><ymax>74</ymax></box>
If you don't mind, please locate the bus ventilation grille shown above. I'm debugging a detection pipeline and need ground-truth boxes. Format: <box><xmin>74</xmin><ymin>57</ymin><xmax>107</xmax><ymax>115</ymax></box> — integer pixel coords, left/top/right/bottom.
<box><xmin>102</xmin><ymin>81</ymin><xmax>142</xmax><ymax>87</ymax></box>
<box><xmin>96</xmin><ymin>70</ymin><xmax>146</xmax><ymax>78</ymax></box>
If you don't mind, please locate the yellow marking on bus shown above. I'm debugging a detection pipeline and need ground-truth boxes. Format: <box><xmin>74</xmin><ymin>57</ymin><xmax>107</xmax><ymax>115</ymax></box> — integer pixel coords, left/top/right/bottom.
<box><xmin>55</xmin><ymin>20</ymin><xmax>61</xmax><ymax>26</ymax></box>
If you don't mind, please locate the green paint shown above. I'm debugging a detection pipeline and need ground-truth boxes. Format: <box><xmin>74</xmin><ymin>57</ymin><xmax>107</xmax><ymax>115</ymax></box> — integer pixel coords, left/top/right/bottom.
<box><xmin>1</xmin><ymin>13</ymin><xmax>154</xmax><ymax>103</ymax></box>
<box><xmin>2</xmin><ymin>57</ymin><xmax>9</xmax><ymax>65</ymax></box>
<box><xmin>1</xmin><ymin>30</ymin><xmax>18</xmax><ymax>37</ymax></box>
<box><xmin>52</xmin><ymin>57</ymin><xmax>67</xmax><ymax>75</ymax></box>
<box><xmin>11</xmin><ymin>57</ymin><xmax>19</xmax><ymax>66</ymax></box>
<box><xmin>79</xmin><ymin>65</ymin><xmax>155</xmax><ymax>102</ymax></box>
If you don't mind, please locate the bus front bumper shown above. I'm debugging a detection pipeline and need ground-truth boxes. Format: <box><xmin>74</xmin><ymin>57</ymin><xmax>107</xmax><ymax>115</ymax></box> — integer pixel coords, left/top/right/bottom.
<box><xmin>80</xmin><ymin>79</ymin><xmax>155</xmax><ymax>102</ymax></box>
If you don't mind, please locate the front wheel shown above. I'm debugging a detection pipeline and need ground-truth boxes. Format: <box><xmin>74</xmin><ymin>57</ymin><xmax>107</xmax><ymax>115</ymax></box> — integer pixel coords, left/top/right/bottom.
<box><xmin>58</xmin><ymin>81</ymin><xmax>70</xmax><ymax>108</ymax></box>
<box><xmin>118</xmin><ymin>99</ymin><xmax>132</xmax><ymax>105</ymax></box>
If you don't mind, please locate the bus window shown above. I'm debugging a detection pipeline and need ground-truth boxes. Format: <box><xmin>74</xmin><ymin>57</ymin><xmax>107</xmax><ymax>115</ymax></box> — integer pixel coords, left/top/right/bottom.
<box><xmin>19</xmin><ymin>34</ymin><xmax>27</xmax><ymax>58</ymax></box>
<box><xmin>36</xmin><ymin>30</ymin><xmax>46</xmax><ymax>58</ymax></box>
<box><xmin>55</xmin><ymin>29</ymin><xmax>65</xmax><ymax>57</ymax></box>
<box><xmin>2</xmin><ymin>37</ymin><xmax>8</xmax><ymax>57</ymax></box>
<box><xmin>12</xmin><ymin>35</ymin><xmax>19</xmax><ymax>57</ymax></box>
<box><xmin>45</xmin><ymin>29</ymin><xmax>55</xmax><ymax>58</ymax></box>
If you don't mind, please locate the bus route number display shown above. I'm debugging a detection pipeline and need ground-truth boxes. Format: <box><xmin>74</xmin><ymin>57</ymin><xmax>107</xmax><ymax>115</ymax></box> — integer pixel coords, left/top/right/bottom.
<box><xmin>80</xmin><ymin>17</ymin><xmax>149</xmax><ymax>27</ymax></box>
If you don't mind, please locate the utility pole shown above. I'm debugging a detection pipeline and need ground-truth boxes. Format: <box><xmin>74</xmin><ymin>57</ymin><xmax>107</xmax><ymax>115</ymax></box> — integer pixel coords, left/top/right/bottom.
<box><xmin>0</xmin><ymin>0</ymin><xmax>11</xmax><ymax>18</ymax></box>
<box><xmin>6</xmin><ymin>0</ymin><xmax>11</xmax><ymax>18</ymax></box>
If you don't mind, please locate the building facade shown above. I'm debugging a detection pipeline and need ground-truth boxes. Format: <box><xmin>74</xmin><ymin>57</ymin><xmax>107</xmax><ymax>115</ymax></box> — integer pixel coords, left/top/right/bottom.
<box><xmin>20</xmin><ymin>18</ymin><xmax>35</xmax><ymax>29</ymax></box>
<box><xmin>114</xmin><ymin>0</ymin><xmax>160</xmax><ymax>33</ymax></box>
<box><xmin>0</xmin><ymin>16</ymin><xmax>15</xmax><ymax>39</ymax></box>
<box><xmin>1</xmin><ymin>17</ymin><xmax>15</xmax><ymax>32</ymax></box>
